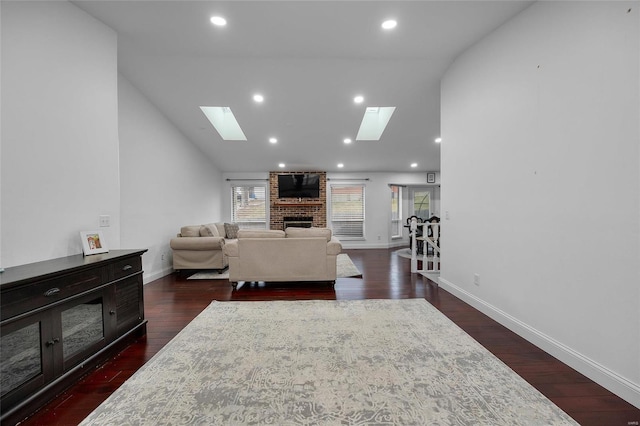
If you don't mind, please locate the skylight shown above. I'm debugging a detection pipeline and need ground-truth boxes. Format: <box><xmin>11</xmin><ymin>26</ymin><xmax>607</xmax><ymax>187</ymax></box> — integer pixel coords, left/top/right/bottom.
<box><xmin>355</xmin><ymin>106</ymin><xmax>396</xmax><ymax>141</ymax></box>
<box><xmin>200</xmin><ymin>106</ymin><xmax>247</xmax><ymax>141</ymax></box>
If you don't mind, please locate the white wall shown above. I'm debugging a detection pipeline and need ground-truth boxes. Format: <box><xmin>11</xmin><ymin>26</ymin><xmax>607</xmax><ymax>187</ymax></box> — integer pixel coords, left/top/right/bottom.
<box><xmin>1</xmin><ymin>1</ymin><xmax>120</xmax><ymax>267</ymax></box>
<box><xmin>119</xmin><ymin>76</ymin><xmax>223</xmax><ymax>282</ymax></box>
<box><xmin>441</xmin><ymin>1</ymin><xmax>639</xmax><ymax>407</ymax></box>
<box><xmin>0</xmin><ymin>1</ymin><xmax>224</xmax><ymax>280</ymax></box>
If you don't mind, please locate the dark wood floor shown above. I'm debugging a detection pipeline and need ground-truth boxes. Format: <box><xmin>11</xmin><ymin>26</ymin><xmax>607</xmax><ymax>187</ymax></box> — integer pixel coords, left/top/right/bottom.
<box><xmin>14</xmin><ymin>249</ymin><xmax>640</xmax><ymax>426</ymax></box>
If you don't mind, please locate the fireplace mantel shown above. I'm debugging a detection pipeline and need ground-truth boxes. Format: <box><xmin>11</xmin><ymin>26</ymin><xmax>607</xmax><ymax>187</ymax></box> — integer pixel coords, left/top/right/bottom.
<box><xmin>273</xmin><ymin>202</ymin><xmax>323</xmax><ymax>206</ymax></box>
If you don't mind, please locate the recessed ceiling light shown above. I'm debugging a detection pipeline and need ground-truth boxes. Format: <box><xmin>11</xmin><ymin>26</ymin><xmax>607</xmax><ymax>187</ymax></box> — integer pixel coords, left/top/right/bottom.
<box><xmin>253</xmin><ymin>94</ymin><xmax>264</xmax><ymax>103</ymax></box>
<box><xmin>353</xmin><ymin>95</ymin><xmax>364</xmax><ymax>104</ymax></box>
<box><xmin>343</xmin><ymin>138</ymin><xmax>352</xmax><ymax>144</ymax></box>
<box><xmin>210</xmin><ymin>16</ymin><xmax>227</xmax><ymax>26</ymax></box>
<box><xmin>269</xmin><ymin>137</ymin><xmax>278</xmax><ymax>144</ymax></box>
<box><xmin>337</xmin><ymin>163</ymin><xmax>344</xmax><ymax>168</ymax></box>
<box><xmin>411</xmin><ymin>163</ymin><xmax>418</xmax><ymax>168</ymax></box>
<box><xmin>381</xmin><ymin>19</ymin><xmax>397</xmax><ymax>30</ymax></box>
<box><xmin>278</xmin><ymin>163</ymin><xmax>285</xmax><ymax>168</ymax></box>
<box><xmin>435</xmin><ymin>137</ymin><xmax>442</xmax><ymax>143</ymax></box>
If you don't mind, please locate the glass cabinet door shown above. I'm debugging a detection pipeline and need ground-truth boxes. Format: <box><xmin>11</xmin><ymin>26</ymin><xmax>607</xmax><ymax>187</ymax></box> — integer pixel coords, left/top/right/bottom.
<box><xmin>0</xmin><ymin>315</ymin><xmax>50</xmax><ymax>403</ymax></box>
<box><xmin>59</xmin><ymin>294</ymin><xmax>106</xmax><ymax>370</ymax></box>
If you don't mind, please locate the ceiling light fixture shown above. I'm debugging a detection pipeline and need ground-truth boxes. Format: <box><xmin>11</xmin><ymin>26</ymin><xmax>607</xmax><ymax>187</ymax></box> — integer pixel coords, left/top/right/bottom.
<box><xmin>353</xmin><ymin>95</ymin><xmax>364</xmax><ymax>104</ymax></box>
<box><xmin>411</xmin><ymin>163</ymin><xmax>418</xmax><ymax>168</ymax></box>
<box><xmin>278</xmin><ymin>163</ymin><xmax>285</xmax><ymax>168</ymax></box>
<box><xmin>435</xmin><ymin>137</ymin><xmax>442</xmax><ymax>143</ymax></box>
<box><xmin>381</xmin><ymin>19</ymin><xmax>397</xmax><ymax>30</ymax></box>
<box><xmin>343</xmin><ymin>138</ymin><xmax>352</xmax><ymax>144</ymax></box>
<box><xmin>253</xmin><ymin>94</ymin><xmax>264</xmax><ymax>103</ymax></box>
<box><xmin>269</xmin><ymin>137</ymin><xmax>278</xmax><ymax>144</ymax></box>
<box><xmin>337</xmin><ymin>163</ymin><xmax>344</xmax><ymax>168</ymax></box>
<box><xmin>210</xmin><ymin>16</ymin><xmax>227</xmax><ymax>27</ymax></box>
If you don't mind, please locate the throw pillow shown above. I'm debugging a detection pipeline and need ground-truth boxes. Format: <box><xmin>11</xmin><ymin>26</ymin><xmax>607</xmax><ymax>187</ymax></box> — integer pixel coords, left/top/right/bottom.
<box><xmin>224</xmin><ymin>223</ymin><xmax>239</xmax><ymax>239</ymax></box>
<box><xmin>180</xmin><ymin>225</ymin><xmax>201</xmax><ymax>237</ymax></box>
<box><xmin>199</xmin><ymin>223</ymin><xmax>220</xmax><ymax>237</ymax></box>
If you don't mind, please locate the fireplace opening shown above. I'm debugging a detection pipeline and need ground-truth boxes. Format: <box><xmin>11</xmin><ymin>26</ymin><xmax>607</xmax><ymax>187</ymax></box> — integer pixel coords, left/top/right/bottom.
<box><xmin>283</xmin><ymin>216</ymin><xmax>313</xmax><ymax>230</ymax></box>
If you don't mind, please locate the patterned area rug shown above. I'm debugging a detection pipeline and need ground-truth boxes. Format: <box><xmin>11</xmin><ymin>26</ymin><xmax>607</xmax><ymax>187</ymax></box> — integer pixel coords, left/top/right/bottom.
<box><xmin>80</xmin><ymin>299</ymin><xmax>577</xmax><ymax>425</ymax></box>
<box><xmin>188</xmin><ymin>253</ymin><xmax>362</xmax><ymax>280</ymax></box>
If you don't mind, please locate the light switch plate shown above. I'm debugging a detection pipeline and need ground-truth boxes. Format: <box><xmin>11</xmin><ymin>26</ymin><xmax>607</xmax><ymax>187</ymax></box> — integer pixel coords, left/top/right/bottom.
<box><xmin>99</xmin><ymin>215</ymin><xmax>110</xmax><ymax>227</ymax></box>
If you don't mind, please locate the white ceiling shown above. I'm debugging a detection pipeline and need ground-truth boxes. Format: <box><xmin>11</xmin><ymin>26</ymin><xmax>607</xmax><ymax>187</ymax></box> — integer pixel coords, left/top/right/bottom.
<box><xmin>73</xmin><ymin>1</ymin><xmax>533</xmax><ymax>173</ymax></box>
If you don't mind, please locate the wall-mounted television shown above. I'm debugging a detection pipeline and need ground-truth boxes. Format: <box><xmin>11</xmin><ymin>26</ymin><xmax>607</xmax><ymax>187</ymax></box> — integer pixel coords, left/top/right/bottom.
<box><xmin>278</xmin><ymin>174</ymin><xmax>320</xmax><ymax>198</ymax></box>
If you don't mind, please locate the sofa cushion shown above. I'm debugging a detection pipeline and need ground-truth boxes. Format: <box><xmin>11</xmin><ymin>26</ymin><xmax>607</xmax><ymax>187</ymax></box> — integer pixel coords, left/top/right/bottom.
<box><xmin>180</xmin><ymin>225</ymin><xmax>201</xmax><ymax>237</ymax></box>
<box><xmin>200</xmin><ymin>223</ymin><xmax>220</xmax><ymax>237</ymax></box>
<box><xmin>237</xmin><ymin>229</ymin><xmax>285</xmax><ymax>239</ymax></box>
<box><xmin>215</xmin><ymin>223</ymin><xmax>226</xmax><ymax>237</ymax></box>
<box><xmin>285</xmin><ymin>227</ymin><xmax>332</xmax><ymax>242</ymax></box>
<box><xmin>224</xmin><ymin>223</ymin><xmax>240</xmax><ymax>239</ymax></box>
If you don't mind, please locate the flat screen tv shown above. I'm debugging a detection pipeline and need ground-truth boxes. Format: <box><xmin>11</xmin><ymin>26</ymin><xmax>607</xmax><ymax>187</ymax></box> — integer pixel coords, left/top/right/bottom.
<box><xmin>278</xmin><ymin>174</ymin><xmax>320</xmax><ymax>198</ymax></box>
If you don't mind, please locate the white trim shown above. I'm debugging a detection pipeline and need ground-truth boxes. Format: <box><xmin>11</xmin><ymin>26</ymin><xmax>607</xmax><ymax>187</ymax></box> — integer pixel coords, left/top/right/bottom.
<box><xmin>340</xmin><ymin>242</ymin><xmax>391</xmax><ymax>250</ymax></box>
<box><xmin>143</xmin><ymin>267</ymin><xmax>174</xmax><ymax>284</ymax></box>
<box><xmin>438</xmin><ymin>277</ymin><xmax>640</xmax><ymax>409</ymax></box>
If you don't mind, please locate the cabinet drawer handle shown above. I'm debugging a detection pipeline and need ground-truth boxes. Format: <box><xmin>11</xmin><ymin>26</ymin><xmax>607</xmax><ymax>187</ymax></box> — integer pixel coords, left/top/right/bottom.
<box><xmin>110</xmin><ymin>310</ymin><xmax>116</xmax><ymax>315</ymax></box>
<box><xmin>44</xmin><ymin>288</ymin><xmax>60</xmax><ymax>297</ymax></box>
<box><xmin>122</xmin><ymin>265</ymin><xmax>133</xmax><ymax>271</ymax></box>
<box><xmin>46</xmin><ymin>338</ymin><xmax>60</xmax><ymax>347</ymax></box>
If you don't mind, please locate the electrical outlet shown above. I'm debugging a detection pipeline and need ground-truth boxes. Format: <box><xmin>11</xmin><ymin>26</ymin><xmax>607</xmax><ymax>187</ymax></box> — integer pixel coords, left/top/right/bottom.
<box><xmin>161</xmin><ymin>253</ymin><xmax>165</xmax><ymax>261</ymax></box>
<box><xmin>474</xmin><ymin>273</ymin><xmax>480</xmax><ymax>286</ymax></box>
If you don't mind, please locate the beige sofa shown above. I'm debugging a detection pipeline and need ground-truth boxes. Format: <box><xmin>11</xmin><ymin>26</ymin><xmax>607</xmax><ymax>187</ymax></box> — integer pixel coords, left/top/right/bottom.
<box><xmin>223</xmin><ymin>227</ymin><xmax>342</xmax><ymax>286</ymax></box>
<box><xmin>170</xmin><ymin>223</ymin><xmax>235</xmax><ymax>272</ymax></box>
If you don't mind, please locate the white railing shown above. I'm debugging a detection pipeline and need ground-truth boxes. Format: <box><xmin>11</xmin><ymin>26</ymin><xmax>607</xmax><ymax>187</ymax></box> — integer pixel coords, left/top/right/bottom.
<box><xmin>410</xmin><ymin>217</ymin><xmax>440</xmax><ymax>275</ymax></box>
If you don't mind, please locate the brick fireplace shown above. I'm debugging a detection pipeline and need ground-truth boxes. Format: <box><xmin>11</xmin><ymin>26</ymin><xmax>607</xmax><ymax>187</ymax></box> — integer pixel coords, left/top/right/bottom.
<box><xmin>269</xmin><ymin>171</ymin><xmax>327</xmax><ymax>230</ymax></box>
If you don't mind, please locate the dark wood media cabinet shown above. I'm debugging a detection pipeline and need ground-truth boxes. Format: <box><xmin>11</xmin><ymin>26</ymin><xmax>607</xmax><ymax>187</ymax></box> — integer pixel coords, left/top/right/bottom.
<box><xmin>0</xmin><ymin>249</ymin><xmax>147</xmax><ymax>424</ymax></box>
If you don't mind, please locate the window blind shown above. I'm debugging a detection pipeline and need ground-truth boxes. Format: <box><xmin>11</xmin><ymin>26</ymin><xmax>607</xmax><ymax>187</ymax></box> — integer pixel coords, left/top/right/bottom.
<box><xmin>330</xmin><ymin>184</ymin><xmax>365</xmax><ymax>238</ymax></box>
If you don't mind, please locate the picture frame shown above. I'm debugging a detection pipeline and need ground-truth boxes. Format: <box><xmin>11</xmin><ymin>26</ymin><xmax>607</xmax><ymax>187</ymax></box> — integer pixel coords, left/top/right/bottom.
<box><xmin>80</xmin><ymin>230</ymin><xmax>109</xmax><ymax>256</ymax></box>
<box><xmin>427</xmin><ymin>172</ymin><xmax>436</xmax><ymax>184</ymax></box>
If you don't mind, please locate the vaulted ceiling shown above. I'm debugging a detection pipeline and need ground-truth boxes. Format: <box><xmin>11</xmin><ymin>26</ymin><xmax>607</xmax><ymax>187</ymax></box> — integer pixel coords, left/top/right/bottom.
<box><xmin>73</xmin><ymin>1</ymin><xmax>533</xmax><ymax>173</ymax></box>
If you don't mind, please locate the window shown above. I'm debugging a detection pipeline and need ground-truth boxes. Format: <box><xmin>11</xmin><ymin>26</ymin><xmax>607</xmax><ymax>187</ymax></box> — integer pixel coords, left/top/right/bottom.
<box><xmin>330</xmin><ymin>184</ymin><xmax>365</xmax><ymax>239</ymax></box>
<box><xmin>412</xmin><ymin>189</ymin><xmax>431</xmax><ymax>219</ymax></box>
<box><xmin>231</xmin><ymin>185</ymin><xmax>267</xmax><ymax>229</ymax></box>
<box><xmin>390</xmin><ymin>185</ymin><xmax>402</xmax><ymax>238</ymax></box>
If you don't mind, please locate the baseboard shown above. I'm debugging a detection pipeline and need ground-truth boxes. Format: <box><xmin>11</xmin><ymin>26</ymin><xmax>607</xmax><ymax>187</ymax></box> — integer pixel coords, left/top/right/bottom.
<box><xmin>438</xmin><ymin>276</ymin><xmax>640</xmax><ymax>410</ymax></box>
<box><xmin>340</xmin><ymin>241</ymin><xmax>409</xmax><ymax>250</ymax></box>
<box><xmin>340</xmin><ymin>242</ymin><xmax>390</xmax><ymax>249</ymax></box>
<box><xmin>143</xmin><ymin>266</ymin><xmax>174</xmax><ymax>284</ymax></box>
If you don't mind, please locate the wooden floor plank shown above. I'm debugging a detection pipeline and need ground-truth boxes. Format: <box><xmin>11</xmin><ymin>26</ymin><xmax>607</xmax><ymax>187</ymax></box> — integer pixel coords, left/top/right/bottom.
<box><xmin>13</xmin><ymin>248</ymin><xmax>640</xmax><ymax>426</ymax></box>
